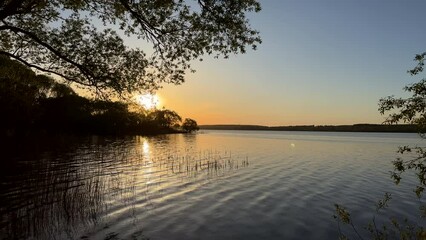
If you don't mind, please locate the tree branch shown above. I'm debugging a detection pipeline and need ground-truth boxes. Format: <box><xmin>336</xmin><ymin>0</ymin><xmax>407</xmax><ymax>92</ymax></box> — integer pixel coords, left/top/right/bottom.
<box><xmin>1</xmin><ymin>24</ymin><xmax>98</xmax><ymax>86</ymax></box>
<box><xmin>0</xmin><ymin>51</ymin><xmax>92</xmax><ymax>87</ymax></box>
<box><xmin>117</xmin><ymin>0</ymin><xmax>164</xmax><ymax>40</ymax></box>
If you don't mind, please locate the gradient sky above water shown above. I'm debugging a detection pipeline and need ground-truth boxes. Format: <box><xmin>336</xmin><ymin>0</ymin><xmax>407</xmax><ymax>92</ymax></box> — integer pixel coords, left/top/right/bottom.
<box><xmin>156</xmin><ymin>0</ymin><xmax>426</xmax><ymax>126</ymax></box>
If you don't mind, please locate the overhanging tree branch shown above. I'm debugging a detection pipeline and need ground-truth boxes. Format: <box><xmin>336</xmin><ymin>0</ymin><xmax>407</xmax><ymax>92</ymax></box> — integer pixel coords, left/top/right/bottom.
<box><xmin>0</xmin><ymin>50</ymin><xmax>93</xmax><ymax>87</ymax></box>
<box><xmin>118</xmin><ymin>0</ymin><xmax>165</xmax><ymax>39</ymax></box>
<box><xmin>0</xmin><ymin>24</ymin><xmax>97</xmax><ymax>83</ymax></box>
<box><xmin>0</xmin><ymin>0</ymin><xmax>261</xmax><ymax>96</ymax></box>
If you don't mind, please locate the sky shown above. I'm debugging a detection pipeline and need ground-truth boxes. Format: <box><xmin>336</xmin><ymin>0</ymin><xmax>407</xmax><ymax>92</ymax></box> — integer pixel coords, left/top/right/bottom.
<box><xmin>155</xmin><ymin>0</ymin><xmax>426</xmax><ymax>126</ymax></box>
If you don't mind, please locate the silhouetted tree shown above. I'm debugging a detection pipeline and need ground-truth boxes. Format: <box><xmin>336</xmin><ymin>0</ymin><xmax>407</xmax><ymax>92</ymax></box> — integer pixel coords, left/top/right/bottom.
<box><xmin>0</xmin><ymin>56</ymin><xmax>199</xmax><ymax>136</ymax></box>
<box><xmin>182</xmin><ymin>118</ymin><xmax>199</xmax><ymax>133</ymax></box>
<box><xmin>0</xmin><ymin>55</ymin><xmax>54</xmax><ymax>135</ymax></box>
<box><xmin>0</xmin><ymin>0</ymin><xmax>261</xmax><ymax>96</ymax></box>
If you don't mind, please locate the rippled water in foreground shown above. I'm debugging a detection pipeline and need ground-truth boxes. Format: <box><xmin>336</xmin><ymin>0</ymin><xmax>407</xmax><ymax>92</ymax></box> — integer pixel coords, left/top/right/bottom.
<box><xmin>1</xmin><ymin>130</ymin><xmax>425</xmax><ymax>240</ymax></box>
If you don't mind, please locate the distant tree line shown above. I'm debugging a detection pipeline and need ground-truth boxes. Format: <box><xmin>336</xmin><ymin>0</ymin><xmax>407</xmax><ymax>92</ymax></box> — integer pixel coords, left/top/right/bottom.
<box><xmin>0</xmin><ymin>56</ymin><xmax>199</xmax><ymax>137</ymax></box>
<box><xmin>200</xmin><ymin>124</ymin><xmax>418</xmax><ymax>133</ymax></box>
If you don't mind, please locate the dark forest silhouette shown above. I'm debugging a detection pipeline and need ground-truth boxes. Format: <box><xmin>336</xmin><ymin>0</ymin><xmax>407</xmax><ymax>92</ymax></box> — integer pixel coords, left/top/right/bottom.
<box><xmin>0</xmin><ymin>56</ymin><xmax>199</xmax><ymax>137</ymax></box>
<box><xmin>200</xmin><ymin>124</ymin><xmax>418</xmax><ymax>133</ymax></box>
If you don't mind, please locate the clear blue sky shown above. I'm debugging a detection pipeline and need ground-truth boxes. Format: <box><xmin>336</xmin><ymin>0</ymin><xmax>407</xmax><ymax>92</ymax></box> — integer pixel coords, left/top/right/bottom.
<box><xmin>158</xmin><ymin>0</ymin><xmax>426</xmax><ymax>126</ymax></box>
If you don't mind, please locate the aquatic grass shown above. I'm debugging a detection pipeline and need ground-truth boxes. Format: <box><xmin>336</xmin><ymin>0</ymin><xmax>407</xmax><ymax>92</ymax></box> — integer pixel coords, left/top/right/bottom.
<box><xmin>0</xmin><ymin>136</ymin><xmax>250</xmax><ymax>239</ymax></box>
<box><xmin>151</xmin><ymin>149</ymin><xmax>249</xmax><ymax>178</ymax></box>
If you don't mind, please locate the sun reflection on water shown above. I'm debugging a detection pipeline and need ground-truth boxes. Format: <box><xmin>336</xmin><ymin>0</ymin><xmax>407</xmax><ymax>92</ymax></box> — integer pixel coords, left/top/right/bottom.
<box><xmin>142</xmin><ymin>139</ymin><xmax>150</xmax><ymax>159</ymax></box>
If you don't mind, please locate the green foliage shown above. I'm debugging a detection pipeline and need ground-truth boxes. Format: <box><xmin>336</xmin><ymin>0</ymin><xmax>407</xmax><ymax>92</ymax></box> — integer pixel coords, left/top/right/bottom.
<box><xmin>0</xmin><ymin>0</ymin><xmax>261</xmax><ymax>96</ymax></box>
<box><xmin>182</xmin><ymin>118</ymin><xmax>199</xmax><ymax>133</ymax></box>
<box><xmin>334</xmin><ymin>204</ymin><xmax>363</xmax><ymax>240</ymax></box>
<box><xmin>335</xmin><ymin>193</ymin><xmax>426</xmax><ymax>240</ymax></box>
<box><xmin>378</xmin><ymin>53</ymin><xmax>426</xmax><ymax>200</ymax></box>
<box><xmin>379</xmin><ymin>52</ymin><xmax>426</xmax><ymax>135</ymax></box>
<box><xmin>335</xmin><ymin>204</ymin><xmax>352</xmax><ymax>225</ymax></box>
<box><xmin>335</xmin><ymin>54</ymin><xmax>426</xmax><ymax>239</ymax></box>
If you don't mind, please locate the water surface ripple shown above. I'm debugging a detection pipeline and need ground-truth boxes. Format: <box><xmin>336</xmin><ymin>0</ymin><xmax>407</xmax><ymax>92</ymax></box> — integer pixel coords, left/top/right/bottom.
<box><xmin>0</xmin><ymin>131</ymin><xmax>424</xmax><ymax>239</ymax></box>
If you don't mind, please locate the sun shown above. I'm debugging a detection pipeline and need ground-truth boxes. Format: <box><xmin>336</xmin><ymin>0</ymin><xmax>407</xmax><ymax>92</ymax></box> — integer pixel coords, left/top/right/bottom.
<box><xmin>136</xmin><ymin>94</ymin><xmax>160</xmax><ymax>109</ymax></box>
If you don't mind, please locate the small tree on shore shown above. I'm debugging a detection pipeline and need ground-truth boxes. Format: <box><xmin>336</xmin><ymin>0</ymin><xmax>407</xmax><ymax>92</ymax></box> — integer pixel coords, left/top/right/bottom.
<box><xmin>148</xmin><ymin>109</ymin><xmax>182</xmax><ymax>129</ymax></box>
<box><xmin>182</xmin><ymin>118</ymin><xmax>199</xmax><ymax>133</ymax></box>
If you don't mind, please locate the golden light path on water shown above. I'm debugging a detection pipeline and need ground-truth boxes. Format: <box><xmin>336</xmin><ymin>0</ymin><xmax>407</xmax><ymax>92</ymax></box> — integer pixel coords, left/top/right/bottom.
<box><xmin>142</xmin><ymin>138</ymin><xmax>153</xmax><ymax>185</ymax></box>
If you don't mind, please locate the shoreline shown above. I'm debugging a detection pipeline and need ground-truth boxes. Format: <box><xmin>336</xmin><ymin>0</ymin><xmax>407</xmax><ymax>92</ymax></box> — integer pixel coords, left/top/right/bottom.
<box><xmin>200</xmin><ymin>124</ymin><xmax>418</xmax><ymax>133</ymax></box>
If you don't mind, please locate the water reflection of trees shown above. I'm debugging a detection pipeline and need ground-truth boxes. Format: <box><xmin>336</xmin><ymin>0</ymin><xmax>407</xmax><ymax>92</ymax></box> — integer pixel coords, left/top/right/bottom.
<box><xmin>0</xmin><ymin>135</ymin><xmax>248</xmax><ymax>239</ymax></box>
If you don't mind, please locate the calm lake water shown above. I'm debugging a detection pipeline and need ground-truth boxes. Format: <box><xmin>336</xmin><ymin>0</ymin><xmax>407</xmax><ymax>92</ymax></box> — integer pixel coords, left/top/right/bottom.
<box><xmin>1</xmin><ymin>130</ymin><xmax>425</xmax><ymax>240</ymax></box>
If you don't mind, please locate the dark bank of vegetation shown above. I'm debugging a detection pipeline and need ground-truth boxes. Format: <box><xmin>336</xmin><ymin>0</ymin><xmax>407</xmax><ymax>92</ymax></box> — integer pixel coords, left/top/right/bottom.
<box><xmin>200</xmin><ymin>124</ymin><xmax>418</xmax><ymax>133</ymax></box>
<box><xmin>0</xmin><ymin>56</ymin><xmax>199</xmax><ymax>138</ymax></box>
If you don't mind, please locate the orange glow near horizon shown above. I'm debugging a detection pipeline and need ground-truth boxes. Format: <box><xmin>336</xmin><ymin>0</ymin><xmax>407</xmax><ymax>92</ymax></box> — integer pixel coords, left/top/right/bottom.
<box><xmin>157</xmin><ymin>86</ymin><xmax>384</xmax><ymax>126</ymax></box>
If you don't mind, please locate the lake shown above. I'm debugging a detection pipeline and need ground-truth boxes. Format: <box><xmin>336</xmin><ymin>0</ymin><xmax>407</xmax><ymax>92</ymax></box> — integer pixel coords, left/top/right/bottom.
<box><xmin>0</xmin><ymin>130</ymin><xmax>425</xmax><ymax>239</ymax></box>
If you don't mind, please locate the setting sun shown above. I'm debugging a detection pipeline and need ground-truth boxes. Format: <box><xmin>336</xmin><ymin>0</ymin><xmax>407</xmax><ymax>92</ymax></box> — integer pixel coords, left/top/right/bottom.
<box><xmin>136</xmin><ymin>94</ymin><xmax>160</xmax><ymax>109</ymax></box>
